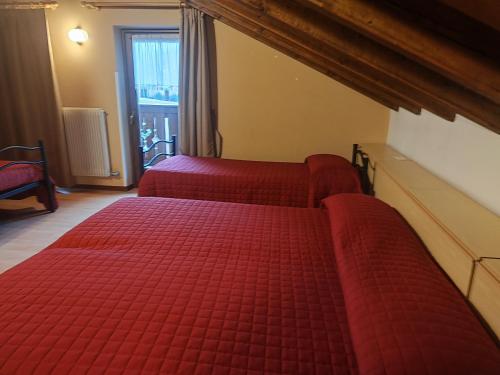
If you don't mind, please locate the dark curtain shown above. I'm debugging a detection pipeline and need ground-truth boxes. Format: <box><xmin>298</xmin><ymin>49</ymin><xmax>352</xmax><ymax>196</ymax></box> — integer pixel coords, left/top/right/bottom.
<box><xmin>179</xmin><ymin>7</ymin><xmax>221</xmax><ymax>157</ymax></box>
<box><xmin>0</xmin><ymin>9</ymin><xmax>73</xmax><ymax>186</ymax></box>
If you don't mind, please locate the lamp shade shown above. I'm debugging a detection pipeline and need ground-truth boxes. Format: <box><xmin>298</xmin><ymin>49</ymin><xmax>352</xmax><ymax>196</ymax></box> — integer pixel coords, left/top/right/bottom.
<box><xmin>68</xmin><ymin>28</ymin><xmax>88</xmax><ymax>44</ymax></box>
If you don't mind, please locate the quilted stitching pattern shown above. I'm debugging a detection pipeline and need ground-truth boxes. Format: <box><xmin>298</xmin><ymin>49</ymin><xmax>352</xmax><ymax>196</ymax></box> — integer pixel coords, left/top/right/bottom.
<box><xmin>0</xmin><ymin>197</ymin><xmax>357</xmax><ymax>374</ymax></box>
<box><xmin>138</xmin><ymin>155</ymin><xmax>362</xmax><ymax>208</ymax></box>
<box><xmin>0</xmin><ymin>161</ymin><xmax>42</xmax><ymax>192</ymax></box>
<box><xmin>0</xmin><ymin>160</ymin><xmax>57</xmax><ymax>210</ymax></box>
<box><xmin>305</xmin><ymin>155</ymin><xmax>362</xmax><ymax>207</ymax></box>
<box><xmin>324</xmin><ymin>194</ymin><xmax>500</xmax><ymax>375</ymax></box>
<box><xmin>138</xmin><ymin>156</ymin><xmax>310</xmax><ymax>207</ymax></box>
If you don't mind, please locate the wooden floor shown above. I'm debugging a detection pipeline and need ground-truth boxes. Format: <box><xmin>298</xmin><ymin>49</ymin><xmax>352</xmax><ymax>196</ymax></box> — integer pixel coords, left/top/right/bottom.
<box><xmin>0</xmin><ymin>189</ymin><xmax>136</xmax><ymax>273</ymax></box>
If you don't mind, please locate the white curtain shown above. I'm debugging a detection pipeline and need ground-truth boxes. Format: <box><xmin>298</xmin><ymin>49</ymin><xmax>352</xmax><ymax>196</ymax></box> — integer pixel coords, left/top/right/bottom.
<box><xmin>179</xmin><ymin>7</ymin><xmax>220</xmax><ymax>157</ymax></box>
<box><xmin>132</xmin><ymin>35</ymin><xmax>179</xmax><ymax>102</ymax></box>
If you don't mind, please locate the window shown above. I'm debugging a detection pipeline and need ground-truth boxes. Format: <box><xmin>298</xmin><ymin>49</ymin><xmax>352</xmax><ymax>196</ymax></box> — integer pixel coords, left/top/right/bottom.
<box><xmin>132</xmin><ymin>34</ymin><xmax>180</xmax><ymax>105</ymax></box>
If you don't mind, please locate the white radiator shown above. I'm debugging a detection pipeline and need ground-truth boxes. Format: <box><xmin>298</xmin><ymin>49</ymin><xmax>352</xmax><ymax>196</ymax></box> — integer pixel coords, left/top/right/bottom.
<box><xmin>63</xmin><ymin>107</ymin><xmax>112</xmax><ymax>177</ymax></box>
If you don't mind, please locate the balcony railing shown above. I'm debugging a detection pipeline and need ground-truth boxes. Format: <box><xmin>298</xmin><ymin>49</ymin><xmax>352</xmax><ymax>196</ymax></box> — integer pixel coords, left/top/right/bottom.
<box><xmin>138</xmin><ymin>98</ymin><xmax>178</xmax><ymax>166</ymax></box>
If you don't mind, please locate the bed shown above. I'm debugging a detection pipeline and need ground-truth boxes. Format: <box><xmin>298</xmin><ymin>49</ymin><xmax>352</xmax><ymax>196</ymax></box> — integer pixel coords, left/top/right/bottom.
<box><xmin>0</xmin><ymin>141</ymin><xmax>57</xmax><ymax>212</ymax></box>
<box><xmin>138</xmin><ymin>146</ymin><xmax>366</xmax><ymax>207</ymax></box>
<box><xmin>0</xmin><ymin>194</ymin><xmax>498</xmax><ymax>374</ymax></box>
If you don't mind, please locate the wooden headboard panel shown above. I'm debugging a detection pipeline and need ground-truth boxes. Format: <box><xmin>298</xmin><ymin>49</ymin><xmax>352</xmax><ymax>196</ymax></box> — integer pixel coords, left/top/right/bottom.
<box><xmin>359</xmin><ymin>143</ymin><xmax>500</xmax><ymax>338</ymax></box>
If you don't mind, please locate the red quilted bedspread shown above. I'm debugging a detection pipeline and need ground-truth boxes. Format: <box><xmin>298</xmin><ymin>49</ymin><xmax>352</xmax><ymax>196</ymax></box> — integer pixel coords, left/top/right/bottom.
<box><xmin>0</xmin><ymin>196</ymin><xmax>498</xmax><ymax>374</ymax></box>
<box><xmin>0</xmin><ymin>198</ymin><xmax>356</xmax><ymax>374</ymax></box>
<box><xmin>324</xmin><ymin>194</ymin><xmax>500</xmax><ymax>374</ymax></box>
<box><xmin>138</xmin><ymin>154</ymin><xmax>361</xmax><ymax>207</ymax></box>
<box><xmin>0</xmin><ymin>160</ymin><xmax>57</xmax><ymax>210</ymax></box>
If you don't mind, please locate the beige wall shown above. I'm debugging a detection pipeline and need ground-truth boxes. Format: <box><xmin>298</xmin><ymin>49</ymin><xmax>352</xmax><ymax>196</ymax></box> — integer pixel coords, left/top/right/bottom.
<box><xmin>46</xmin><ymin>0</ymin><xmax>180</xmax><ymax>186</ymax></box>
<box><xmin>215</xmin><ymin>22</ymin><xmax>389</xmax><ymax>162</ymax></box>
<box><xmin>47</xmin><ymin>2</ymin><xmax>389</xmax><ymax>186</ymax></box>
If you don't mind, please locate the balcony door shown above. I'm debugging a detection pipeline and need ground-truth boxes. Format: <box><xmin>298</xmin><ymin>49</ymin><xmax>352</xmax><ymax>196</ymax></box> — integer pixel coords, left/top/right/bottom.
<box><xmin>122</xmin><ymin>29</ymin><xmax>180</xmax><ymax>185</ymax></box>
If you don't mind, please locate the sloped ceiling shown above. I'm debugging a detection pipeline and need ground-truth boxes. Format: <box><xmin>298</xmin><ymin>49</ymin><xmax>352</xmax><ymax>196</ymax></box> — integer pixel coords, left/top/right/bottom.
<box><xmin>186</xmin><ymin>0</ymin><xmax>500</xmax><ymax>134</ymax></box>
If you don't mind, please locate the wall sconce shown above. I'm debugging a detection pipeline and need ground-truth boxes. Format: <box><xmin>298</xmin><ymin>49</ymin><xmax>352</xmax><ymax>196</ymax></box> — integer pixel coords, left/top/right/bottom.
<box><xmin>68</xmin><ymin>27</ymin><xmax>89</xmax><ymax>45</ymax></box>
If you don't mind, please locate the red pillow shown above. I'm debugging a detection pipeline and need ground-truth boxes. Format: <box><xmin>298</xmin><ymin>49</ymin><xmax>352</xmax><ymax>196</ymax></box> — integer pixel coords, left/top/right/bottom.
<box><xmin>305</xmin><ymin>154</ymin><xmax>362</xmax><ymax>207</ymax></box>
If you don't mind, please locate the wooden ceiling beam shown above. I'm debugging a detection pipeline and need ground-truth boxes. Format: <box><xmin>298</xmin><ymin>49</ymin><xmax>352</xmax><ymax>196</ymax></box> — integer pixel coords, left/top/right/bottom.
<box><xmin>289</xmin><ymin>0</ymin><xmax>500</xmax><ymax>133</ymax></box>
<box><xmin>193</xmin><ymin>0</ymin><xmax>454</xmax><ymax>117</ymax></box>
<box><xmin>246</xmin><ymin>0</ymin><xmax>456</xmax><ymax>120</ymax></box>
<box><xmin>297</xmin><ymin>0</ymin><xmax>500</xmax><ymax>105</ymax></box>
<box><xmin>385</xmin><ymin>0</ymin><xmax>500</xmax><ymax>61</ymax></box>
<box><xmin>244</xmin><ymin>0</ymin><xmax>500</xmax><ymax>132</ymax></box>
<box><xmin>187</xmin><ymin>0</ymin><xmax>421</xmax><ymax>113</ymax></box>
<box><xmin>218</xmin><ymin>0</ymin><xmax>500</xmax><ymax>126</ymax></box>
<box><xmin>187</xmin><ymin>0</ymin><xmax>500</xmax><ymax>134</ymax></box>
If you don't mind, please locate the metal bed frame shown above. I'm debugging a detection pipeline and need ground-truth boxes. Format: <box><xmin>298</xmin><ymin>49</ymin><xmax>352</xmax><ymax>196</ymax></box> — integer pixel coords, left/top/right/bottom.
<box><xmin>0</xmin><ymin>140</ymin><xmax>57</xmax><ymax>212</ymax></box>
<box><xmin>352</xmin><ymin>144</ymin><xmax>375</xmax><ymax>195</ymax></box>
<box><xmin>139</xmin><ymin>135</ymin><xmax>177</xmax><ymax>176</ymax></box>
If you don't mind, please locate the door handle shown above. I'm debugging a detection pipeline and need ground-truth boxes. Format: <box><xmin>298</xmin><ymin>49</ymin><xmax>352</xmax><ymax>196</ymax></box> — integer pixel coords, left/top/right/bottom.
<box><xmin>128</xmin><ymin>112</ymin><xmax>136</xmax><ymax>126</ymax></box>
